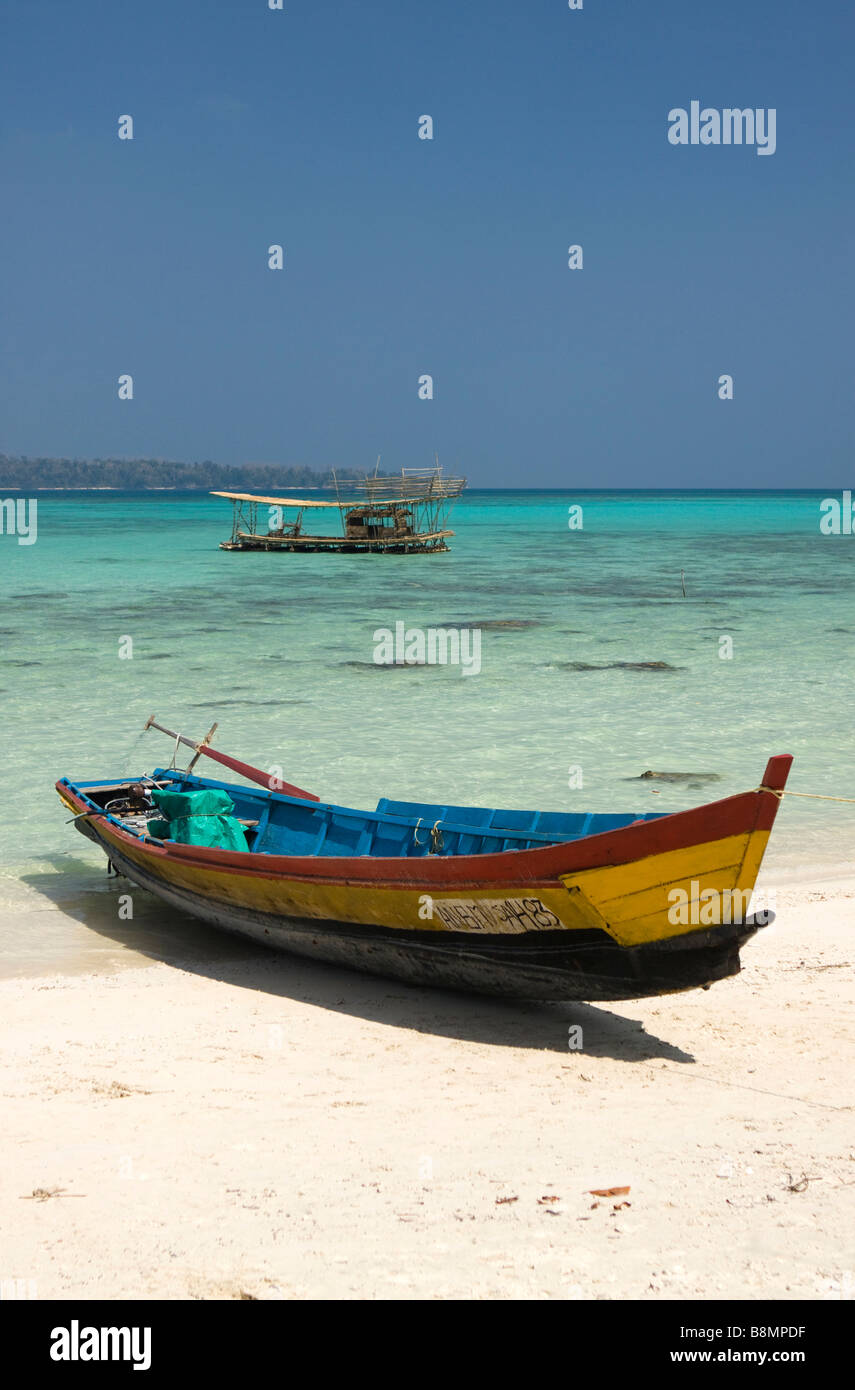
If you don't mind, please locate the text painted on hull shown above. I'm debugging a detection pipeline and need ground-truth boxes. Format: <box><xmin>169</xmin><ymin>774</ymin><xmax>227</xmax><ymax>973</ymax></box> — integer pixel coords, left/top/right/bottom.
<box><xmin>433</xmin><ymin>898</ymin><xmax>564</xmax><ymax>933</ymax></box>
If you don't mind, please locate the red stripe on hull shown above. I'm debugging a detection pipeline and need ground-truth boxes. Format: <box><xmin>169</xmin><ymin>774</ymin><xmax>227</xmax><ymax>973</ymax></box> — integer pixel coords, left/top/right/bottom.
<box><xmin>57</xmin><ymin>754</ymin><xmax>792</xmax><ymax>891</ymax></box>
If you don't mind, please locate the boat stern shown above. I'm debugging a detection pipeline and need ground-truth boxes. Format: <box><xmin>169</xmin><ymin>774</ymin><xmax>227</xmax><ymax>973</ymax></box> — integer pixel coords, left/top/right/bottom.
<box><xmin>556</xmin><ymin>755</ymin><xmax>792</xmax><ymax>950</ymax></box>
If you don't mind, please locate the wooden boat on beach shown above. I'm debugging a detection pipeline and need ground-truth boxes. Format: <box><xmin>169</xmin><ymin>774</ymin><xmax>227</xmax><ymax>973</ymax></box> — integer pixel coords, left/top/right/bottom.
<box><xmin>56</xmin><ymin>721</ymin><xmax>792</xmax><ymax>1001</ymax></box>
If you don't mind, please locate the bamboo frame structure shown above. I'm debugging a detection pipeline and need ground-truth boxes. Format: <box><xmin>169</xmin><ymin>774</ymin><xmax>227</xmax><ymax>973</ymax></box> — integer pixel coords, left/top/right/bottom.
<box><xmin>212</xmin><ymin>465</ymin><xmax>466</xmax><ymax>555</ymax></box>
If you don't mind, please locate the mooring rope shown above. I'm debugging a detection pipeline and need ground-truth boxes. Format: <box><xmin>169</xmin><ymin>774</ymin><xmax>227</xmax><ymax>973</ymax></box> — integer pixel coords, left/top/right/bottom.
<box><xmin>759</xmin><ymin>787</ymin><xmax>855</xmax><ymax>804</ymax></box>
<box><xmin>167</xmin><ymin>732</ymin><xmax>182</xmax><ymax>771</ymax></box>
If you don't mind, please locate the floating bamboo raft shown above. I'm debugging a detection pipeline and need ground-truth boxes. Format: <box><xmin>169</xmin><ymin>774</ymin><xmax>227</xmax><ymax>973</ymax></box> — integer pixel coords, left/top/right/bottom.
<box><xmin>213</xmin><ymin>466</ymin><xmax>466</xmax><ymax>555</ymax></box>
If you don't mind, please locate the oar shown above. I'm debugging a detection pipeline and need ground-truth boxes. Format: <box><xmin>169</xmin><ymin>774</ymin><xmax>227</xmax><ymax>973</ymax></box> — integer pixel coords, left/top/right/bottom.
<box><xmin>143</xmin><ymin>717</ymin><xmax>319</xmax><ymax>802</ymax></box>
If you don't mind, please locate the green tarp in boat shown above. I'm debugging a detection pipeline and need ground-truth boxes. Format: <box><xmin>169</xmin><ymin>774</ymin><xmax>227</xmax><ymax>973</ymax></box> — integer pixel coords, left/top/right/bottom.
<box><xmin>149</xmin><ymin>788</ymin><xmax>249</xmax><ymax>852</ymax></box>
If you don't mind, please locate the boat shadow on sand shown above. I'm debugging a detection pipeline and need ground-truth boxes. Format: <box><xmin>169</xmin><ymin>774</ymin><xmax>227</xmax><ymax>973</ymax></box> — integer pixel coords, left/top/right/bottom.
<box><xmin>21</xmin><ymin>857</ymin><xmax>695</xmax><ymax>1063</ymax></box>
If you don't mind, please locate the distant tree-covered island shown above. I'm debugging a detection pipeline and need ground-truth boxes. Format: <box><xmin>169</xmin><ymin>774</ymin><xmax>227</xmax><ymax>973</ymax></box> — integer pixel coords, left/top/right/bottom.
<box><xmin>0</xmin><ymin>455</ymin><xmax>362</xmax><ymax>492</ymax></box>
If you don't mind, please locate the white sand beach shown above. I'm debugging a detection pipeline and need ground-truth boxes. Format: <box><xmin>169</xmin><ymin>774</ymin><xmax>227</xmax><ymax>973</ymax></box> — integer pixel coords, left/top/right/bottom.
<box><xmin>1</xmin><ymin>875</ymin><xmax>853</xmax><ymax>1302</ymax></box>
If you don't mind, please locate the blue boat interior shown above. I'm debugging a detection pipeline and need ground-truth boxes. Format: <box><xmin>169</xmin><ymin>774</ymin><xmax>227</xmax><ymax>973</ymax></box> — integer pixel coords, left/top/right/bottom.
<box><xmin>63</xmin><ymin>768</ymin><xmax>670</xmax><ymax>858</ymax></box>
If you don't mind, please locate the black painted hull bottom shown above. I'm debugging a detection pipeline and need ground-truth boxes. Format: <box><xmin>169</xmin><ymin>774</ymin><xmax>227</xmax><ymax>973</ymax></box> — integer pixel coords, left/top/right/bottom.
<box><xmin>88</xmin><ymin>828</ymin><xmax>766</xmax><ymax>1001</ymax></box>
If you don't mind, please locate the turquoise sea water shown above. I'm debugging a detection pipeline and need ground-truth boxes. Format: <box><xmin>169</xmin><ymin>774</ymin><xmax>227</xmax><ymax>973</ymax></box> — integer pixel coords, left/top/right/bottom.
<box><xmin>1</xmin><ymin>488</ymin><xmax>854</xmax><ymax>968</ymax></box>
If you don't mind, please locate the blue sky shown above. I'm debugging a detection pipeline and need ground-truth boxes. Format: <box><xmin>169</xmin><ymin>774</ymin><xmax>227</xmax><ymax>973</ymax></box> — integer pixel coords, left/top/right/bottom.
<box><xmin>1</xmin><ymin>0</ymin><xmax>852</xmax><ymax>486</ymax></box>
